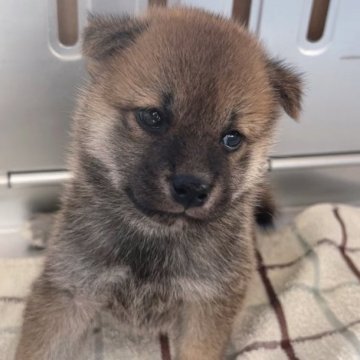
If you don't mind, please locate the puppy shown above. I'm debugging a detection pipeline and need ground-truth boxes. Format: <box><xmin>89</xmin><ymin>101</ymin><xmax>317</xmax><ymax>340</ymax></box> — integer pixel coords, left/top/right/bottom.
<box><xmin>16</xmin><ymin>7</ymin><xmax>301</xmax><ymax>360</ymax></box>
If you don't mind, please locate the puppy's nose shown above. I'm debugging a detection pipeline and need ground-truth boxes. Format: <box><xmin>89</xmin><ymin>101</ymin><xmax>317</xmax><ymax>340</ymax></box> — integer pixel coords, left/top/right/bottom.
<box><xmin>171</xmin><ymin>175</ymin><xmax>210</xmax><ymax>208</ymax></box>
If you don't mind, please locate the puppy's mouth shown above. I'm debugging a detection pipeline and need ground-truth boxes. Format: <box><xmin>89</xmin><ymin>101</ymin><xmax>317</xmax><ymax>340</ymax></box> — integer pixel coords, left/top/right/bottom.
<box><xmin>125</xmin><ymin>188</ymin><xmax>208</xmax><ymax>224</ymax></box>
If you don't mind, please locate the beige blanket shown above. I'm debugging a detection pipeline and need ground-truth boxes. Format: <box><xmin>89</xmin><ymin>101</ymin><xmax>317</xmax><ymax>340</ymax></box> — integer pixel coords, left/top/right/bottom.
<box><xmin>1</xmin><ymin>203</ymin><xmax>360</xmax><ymax>359</ymax></box>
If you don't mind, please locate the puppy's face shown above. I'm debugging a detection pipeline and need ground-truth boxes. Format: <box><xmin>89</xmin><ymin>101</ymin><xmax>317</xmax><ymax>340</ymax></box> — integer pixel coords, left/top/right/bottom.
<box><xmin>78</xmin><ymin>8</ymin><xmax>301</xmax><ymax>227</ymax></box>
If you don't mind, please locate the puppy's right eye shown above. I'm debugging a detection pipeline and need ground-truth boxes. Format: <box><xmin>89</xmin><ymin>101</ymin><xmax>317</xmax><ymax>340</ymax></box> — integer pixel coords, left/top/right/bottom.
<box><xmin>136</xmin><ymin>109</ymin><xmax>168</xmax><ymax>134</ymax></box>
<box><xmin>221</xmin><ymin>130</ymin><xmax>244</xmax><ymax>151</ymax></box>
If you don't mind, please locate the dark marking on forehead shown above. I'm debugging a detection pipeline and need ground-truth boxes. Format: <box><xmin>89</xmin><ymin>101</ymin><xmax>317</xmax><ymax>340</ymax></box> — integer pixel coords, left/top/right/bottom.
<box><xmin>227</xmin><ymin>111</ymin><xmax>239</xmax><ymax>129</ymax></box>
<box><xmin>162</xmin><ymin>92</ymin><xmax>173</xmax><ymax>113</ymax></box>
<box><xmin>160</xmin><ymin>92</ymin><xmax>174</xmax><ymax>126</ymax></box>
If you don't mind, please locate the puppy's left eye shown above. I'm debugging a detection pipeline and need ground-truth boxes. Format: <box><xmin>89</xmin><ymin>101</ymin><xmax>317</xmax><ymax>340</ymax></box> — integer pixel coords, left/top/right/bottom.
<box><xmin>221</xmin><ymin>130</ymin><xmax>244</xmax><ymax>151</ymax></box>
<box><xmin>136</xmin><ymin>109</ymin><xmax>167</xmax><ymax>133</ymax></box>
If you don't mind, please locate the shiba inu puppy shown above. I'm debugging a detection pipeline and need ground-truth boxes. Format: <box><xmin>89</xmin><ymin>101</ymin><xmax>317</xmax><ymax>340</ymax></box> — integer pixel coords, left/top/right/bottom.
<box><xmin>16</xmin><ymin>7</ymin><xmax>301</xmax><ymax>360</ymax></box>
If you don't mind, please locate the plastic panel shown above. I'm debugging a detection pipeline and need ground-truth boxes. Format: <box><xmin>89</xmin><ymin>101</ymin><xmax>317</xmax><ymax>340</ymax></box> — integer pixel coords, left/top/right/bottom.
<box><xmin>1</xmin><ymin>0</ymin><xmax>360</xmax><ymax>176</ymax></box>
<box><xmin>173</xmin><ymin>0</ymin><xmax>360</xmax><ymax>156</ymax></box>
<box><xmin>168</xmin><ymin>0</ymin><xmax>234</xmax><ymax>16</ymax></box>
<box><xmin>256</xmin><ymin>0</ymin><xmax>360</xmax><ymax>155</ymax></box>
<box><xmin>0</xmin><ymin>0</ymin><xmax>148</xmax><ymax>174</ymax></box>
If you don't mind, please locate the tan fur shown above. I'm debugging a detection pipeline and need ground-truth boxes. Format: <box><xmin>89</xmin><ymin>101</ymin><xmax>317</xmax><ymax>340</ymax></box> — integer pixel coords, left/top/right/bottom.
<box><xmin>16</xmin><ymin>7</ymin><xmax>301</xmax><ymax>360</ymax></box>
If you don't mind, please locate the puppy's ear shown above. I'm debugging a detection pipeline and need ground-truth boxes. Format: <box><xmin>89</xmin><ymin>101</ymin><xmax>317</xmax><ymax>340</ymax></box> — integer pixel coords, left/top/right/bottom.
<box><xmin>82</xmin><ymin>14</ymin><xmax>148</xmax><ymax>74</ymax></box>
<box><xmin>267</xmin><ymin>59</ymin><xmax>303</xmax><ymax>120</ymax></box>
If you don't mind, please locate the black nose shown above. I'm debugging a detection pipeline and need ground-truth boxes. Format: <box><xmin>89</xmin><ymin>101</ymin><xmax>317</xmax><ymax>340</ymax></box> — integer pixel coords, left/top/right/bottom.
<box><xmin>171</xmin><ymin>175</ymin><xmax>210</xmax><ymax>208</ymax></box>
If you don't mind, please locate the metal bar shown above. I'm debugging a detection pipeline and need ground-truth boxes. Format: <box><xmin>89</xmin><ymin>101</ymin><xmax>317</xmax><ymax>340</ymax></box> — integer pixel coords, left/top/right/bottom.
<box><xmin>8</xmin><ymin>171</ymin><xmax>72</xmax><ymax>188</ymax></box>
<box><xmin>0</xmin><ymin>175</ymin><xmax>8</xmax><ymax>187</ymax></box>
<box><xmin>2</xmin><ymin>153</ymin><xmax>360</xmax><ymax>188</ymax></box>
<box><xmin>270</xmin><ymin>153</ymin><xmax>360</xmax><ymax>171</ymax></box>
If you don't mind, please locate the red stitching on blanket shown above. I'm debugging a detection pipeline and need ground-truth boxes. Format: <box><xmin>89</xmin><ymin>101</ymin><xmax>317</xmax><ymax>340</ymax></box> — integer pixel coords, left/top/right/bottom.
<box><xmin>159</xmin><ymin>333</ymin><xmax>171</xmax><ymax>360</ymax></box>
<box><xmin>333</xmin><ymin>208</ymin><xmax>360</xmax><ymax>281</ymax></box>
<box><xmin>256</xmin><ymin>249</ymin><xmax>299</xmax><ymax>360</ymax></box>
<box><xmin>234</xmin><ymin>318</ymin><xmax>360</xmax><ymax>356</ymax></box>
<box><xmin>263</xmin><ymin>238</ymin><xmax>360</xmax><ymax>270</ymax></box>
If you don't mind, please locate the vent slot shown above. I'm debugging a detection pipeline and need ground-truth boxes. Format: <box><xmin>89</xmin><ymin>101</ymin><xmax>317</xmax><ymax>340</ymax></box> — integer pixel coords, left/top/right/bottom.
<box><xmin>232</xmin><ymin>0</ymin><xmax>252</xmax><ymax>27</ymax></box>
<box><xmin>57</xmin><ymin>0</ymin><xmax>79</xmax><ymax>46</ymax></box>
<box><xmin>307</xmin><ymin>0</ymin><xmax>330</xmax><ymax>42</ymax></box>
<box><xmin>149</xmin><ymin>0</ymin><xmax>167</xmax><ymax>6</ymax></box>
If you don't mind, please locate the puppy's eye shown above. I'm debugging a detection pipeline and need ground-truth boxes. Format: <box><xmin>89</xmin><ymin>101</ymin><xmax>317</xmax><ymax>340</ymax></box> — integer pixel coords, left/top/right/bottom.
<box><xmin>136</xmin><ymin>109</ymin><xmax>167</xmax><ymax>133</ymax></box>
<box><xmin>221</xmin><ymin>130</ymin><xmax>244</xmax><ymax>151</ymax></box>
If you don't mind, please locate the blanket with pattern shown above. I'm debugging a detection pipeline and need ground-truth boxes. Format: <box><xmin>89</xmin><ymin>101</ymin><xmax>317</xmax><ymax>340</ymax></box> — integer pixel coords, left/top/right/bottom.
<box><xmin>1</xmin><ymin>204</ymin><xmax>359</xmax><ymax>359</ymax></box>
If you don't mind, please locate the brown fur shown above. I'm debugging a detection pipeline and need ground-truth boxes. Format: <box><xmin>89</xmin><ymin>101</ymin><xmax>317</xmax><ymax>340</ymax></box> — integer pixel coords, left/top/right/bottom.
<box><xmin>16</xmin><ymin>7</ymin><xmax>302</xmax><ymax>360</ymax></box>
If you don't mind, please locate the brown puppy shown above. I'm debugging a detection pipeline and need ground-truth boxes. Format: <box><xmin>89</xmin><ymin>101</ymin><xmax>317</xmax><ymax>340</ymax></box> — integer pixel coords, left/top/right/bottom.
<box><xmin>16</xmin><ymin>7</ymin><xmax>301</xmax><ymax>360</ymax></box>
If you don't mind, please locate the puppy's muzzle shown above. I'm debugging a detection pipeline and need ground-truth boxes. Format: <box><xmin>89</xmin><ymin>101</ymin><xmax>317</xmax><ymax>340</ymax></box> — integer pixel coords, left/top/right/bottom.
<box><xmin>171</xmin><ymin>174</ymin><xmax>210</xmax><ymax>208</ymax></box>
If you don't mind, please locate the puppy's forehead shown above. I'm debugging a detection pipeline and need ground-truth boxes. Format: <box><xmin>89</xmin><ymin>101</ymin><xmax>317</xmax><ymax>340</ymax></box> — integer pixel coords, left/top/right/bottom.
<box><xmin>107</xmin><ymin>10</ymin><xmax>273</xmax><ymax>133</ymax></box>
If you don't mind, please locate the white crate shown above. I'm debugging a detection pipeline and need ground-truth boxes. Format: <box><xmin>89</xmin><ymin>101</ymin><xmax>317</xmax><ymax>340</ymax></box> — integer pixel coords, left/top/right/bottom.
<box><xmin>173</xmin><ymin>0</ymin><xmax>360</xmax><ymax>156</ymax></box>
<box><xmin>1</xmin><ymin>0</ymin><xmax>359</xmax><ymax>179</ymax></box>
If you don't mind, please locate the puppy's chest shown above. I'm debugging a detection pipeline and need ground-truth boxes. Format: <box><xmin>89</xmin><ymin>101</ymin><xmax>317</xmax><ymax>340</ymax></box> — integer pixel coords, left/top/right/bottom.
<box><xmin>106</xmin><ymin>278</ymin><xmax>181</xmax><ymax>330</ymax></box>
<box><xmin>96</xmin><ymin>233</ymin><xmax>241</xmax><ymax>327</ymax></box>
<box><xmin>102</xmin><ymin>266</ymin><xmax>221</xmax><ymax>330</ymax></box>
